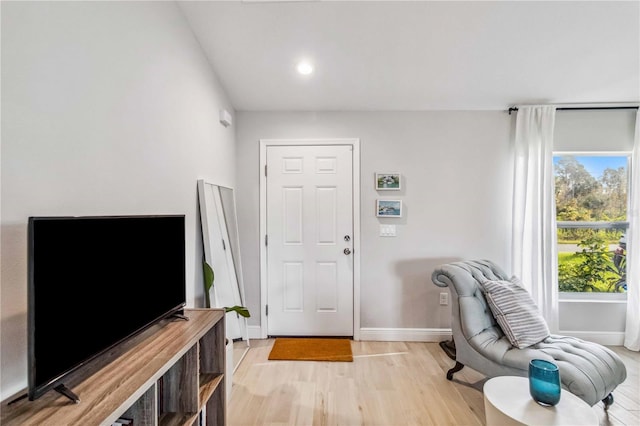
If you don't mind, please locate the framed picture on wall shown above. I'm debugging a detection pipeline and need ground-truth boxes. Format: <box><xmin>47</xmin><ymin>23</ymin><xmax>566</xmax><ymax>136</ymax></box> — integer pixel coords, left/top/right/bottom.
<box><xmin>375</xmin><ymin>172</ymin><xmax>401</xmax><ymax>190</ymax></box>
<box><xmin>376</xmin><ymin>199</ymin><xmax>402</xmax><ymax>217</ymax></box>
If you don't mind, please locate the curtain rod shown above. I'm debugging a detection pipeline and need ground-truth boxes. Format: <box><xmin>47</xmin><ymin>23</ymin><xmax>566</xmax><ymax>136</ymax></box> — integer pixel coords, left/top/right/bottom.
<box><xmin>508</xmin><ymin>106</ymin><xmax>639</xmax><ymax>115</ymax></box>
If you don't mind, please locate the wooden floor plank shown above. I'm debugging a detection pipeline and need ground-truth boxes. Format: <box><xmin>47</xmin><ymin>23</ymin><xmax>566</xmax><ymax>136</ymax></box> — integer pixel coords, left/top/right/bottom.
<box><xmin>228</xmin><ymin>339</ymin><xmax>640</xmax><ymax>426</ymax></box>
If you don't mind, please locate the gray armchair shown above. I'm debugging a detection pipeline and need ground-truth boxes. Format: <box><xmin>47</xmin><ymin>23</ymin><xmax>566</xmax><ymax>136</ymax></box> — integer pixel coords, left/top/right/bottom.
<box><xmin>432</xmin><ymin>259</ymin><xmax>627</xmax><ymax>408</ymax></box>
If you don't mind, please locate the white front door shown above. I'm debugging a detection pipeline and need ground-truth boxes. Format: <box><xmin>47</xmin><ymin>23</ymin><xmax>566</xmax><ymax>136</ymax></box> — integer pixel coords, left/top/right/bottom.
<box><xmin>266</xmin><ymin>144</ymin><xmax>354</xmax><ymax>336</ymax></box>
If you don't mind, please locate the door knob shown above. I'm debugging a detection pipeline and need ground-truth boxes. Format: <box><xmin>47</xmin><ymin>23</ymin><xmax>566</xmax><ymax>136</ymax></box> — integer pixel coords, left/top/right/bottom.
<box><xmin>344</xmin><ymin>248</ymin><xmax>351</xmax><ymax>255</ymax></box>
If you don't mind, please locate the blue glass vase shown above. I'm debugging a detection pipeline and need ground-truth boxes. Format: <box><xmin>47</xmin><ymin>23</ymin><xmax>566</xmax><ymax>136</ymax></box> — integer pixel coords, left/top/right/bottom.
<box><xmin>528</xmin><ymin>359</ymin><xmax>561</xmax><ymax>406</ymax></box>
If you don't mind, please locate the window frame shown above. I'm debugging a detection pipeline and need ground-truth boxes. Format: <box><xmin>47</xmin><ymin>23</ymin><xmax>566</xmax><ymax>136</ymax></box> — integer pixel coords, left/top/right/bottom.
<box><xmin>553</xmin><ymin>151</ymin><xmax>631</xmax><ymax>299</ymax></box>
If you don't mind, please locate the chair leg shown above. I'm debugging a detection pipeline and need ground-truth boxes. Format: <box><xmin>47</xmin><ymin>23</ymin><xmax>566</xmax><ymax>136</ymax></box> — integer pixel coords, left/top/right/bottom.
<box><xmin>439</xmin><ymin>339</ymin><xmax>456</xmax><ymax>360</ymax></box>
<box><xmin>446</xmin><ymin>361</ymin><xmax>465</xmax><ymax>380</ymax></box>
<box><xmin>602</xmin><ymin>393</ymin><xmax>614</xmax><ymax>410</ymax></box>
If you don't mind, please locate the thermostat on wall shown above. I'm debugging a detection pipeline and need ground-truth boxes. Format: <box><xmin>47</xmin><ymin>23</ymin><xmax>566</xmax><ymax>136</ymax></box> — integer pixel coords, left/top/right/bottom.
<box><xmin>219</xmin><ymin>109</ymin><xmax>233</xmax><ymax>127</ymax></box>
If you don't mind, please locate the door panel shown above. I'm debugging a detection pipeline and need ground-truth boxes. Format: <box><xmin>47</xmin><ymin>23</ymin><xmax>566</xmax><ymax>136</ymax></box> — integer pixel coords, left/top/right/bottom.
<box><xmin>316</xmin><ymin>261</ymin><xmax>338</xmax><ymax>311</ymax></box>
<box><xmin>266</xmin><ymin>145</ymin><xmax>354</xmax><ymax>336</ymax></box>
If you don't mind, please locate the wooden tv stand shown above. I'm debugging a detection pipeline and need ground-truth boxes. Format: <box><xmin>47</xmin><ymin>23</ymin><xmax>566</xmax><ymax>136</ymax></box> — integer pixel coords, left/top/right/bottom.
<box><xmin>1</xmin><ymin>308</ymin><xmax>226</xmax><ymax>426</ymax></box>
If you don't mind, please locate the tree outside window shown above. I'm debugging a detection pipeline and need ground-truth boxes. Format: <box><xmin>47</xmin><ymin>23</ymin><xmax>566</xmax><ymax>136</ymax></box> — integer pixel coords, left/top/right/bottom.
<box><xmin>554</xmin><ymin>155</ymin><xmax>629</xmax><ymax>293</ymax></box>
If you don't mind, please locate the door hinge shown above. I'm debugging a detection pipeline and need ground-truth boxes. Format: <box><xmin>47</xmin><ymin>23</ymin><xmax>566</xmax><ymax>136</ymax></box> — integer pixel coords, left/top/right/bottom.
<box><xmin>265</xmin><ymin>165</ymin><xmax>267</xmax><ymax>177</ymax></box>
<box><xmin>266</xmin><ymin>304</ymin><xmax>268</xmax><ymax>316</ymax></box>
<box><xmin>265</xmin><ymin>234</ymin><xmax>268</xmax><ymax>246</ymax></box>
<box><xmin>222</xmin><ymin>239</ymin><xmax>226</xmax><ymax>250</ymax></box>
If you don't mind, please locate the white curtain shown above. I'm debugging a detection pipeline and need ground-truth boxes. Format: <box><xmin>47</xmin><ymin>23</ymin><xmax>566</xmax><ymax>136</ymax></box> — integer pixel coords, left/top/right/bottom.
<box><xmin>624</xmin><ymin>109</ymin><xmax>640</xmax><ymax>351</ymax></box>
<box><xmin>512</xmin><ymin>106</ymin><xmax>559</xmax><ymax>333</ymax></box>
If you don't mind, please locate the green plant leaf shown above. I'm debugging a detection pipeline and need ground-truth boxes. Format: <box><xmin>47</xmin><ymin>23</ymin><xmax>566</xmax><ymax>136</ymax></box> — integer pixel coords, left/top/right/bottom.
<box><xmin>203</xmin><ymin>261</ymin><xmax>214</xmax><ymax>308</ymax></box>
<box><xmin>203</xmin><ymin>260</ymin><xmax>250</xmax><ymax>317</ymax></box>
<box><xmin>225</xmin><ymin>305</ymin><xmax>251</xmax><ymax>318</ymax></box>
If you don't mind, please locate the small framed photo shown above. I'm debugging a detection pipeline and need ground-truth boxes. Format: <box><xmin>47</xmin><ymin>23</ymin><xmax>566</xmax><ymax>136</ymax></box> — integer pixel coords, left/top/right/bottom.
<box><xmin>375</xmin><ymin>172</ymin><xmax>401</xmax><ymax>190</ymax></box>
<box><xmin>376</xmin><ymin>199</ymin><xmax>402</xmax><ymax>217</ymax></box>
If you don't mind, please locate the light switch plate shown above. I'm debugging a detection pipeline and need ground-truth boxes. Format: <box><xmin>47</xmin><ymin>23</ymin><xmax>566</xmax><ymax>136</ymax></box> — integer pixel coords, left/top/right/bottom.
<box><xmin>380</xmin><ymin>224</ymin><xmax>396</xmax><ymax>237</ymax></box>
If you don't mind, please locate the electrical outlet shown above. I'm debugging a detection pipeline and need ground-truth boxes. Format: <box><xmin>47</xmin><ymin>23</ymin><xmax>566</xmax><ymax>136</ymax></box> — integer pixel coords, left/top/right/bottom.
<box><xmin>439</xmin><ymin>292</ymin><xmax>449</xmax><ymax>305</ymax></box>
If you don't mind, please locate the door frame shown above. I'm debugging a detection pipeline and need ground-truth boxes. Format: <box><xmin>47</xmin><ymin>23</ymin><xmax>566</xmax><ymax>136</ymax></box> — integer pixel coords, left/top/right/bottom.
<box><xmin>259</xmin><ymin>138</ymin><xmax>361</xmax><ymax>340</ymax></box>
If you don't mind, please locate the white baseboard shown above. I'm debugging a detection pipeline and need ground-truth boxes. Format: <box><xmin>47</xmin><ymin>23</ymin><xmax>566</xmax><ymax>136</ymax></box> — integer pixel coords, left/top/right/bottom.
<box><xmin>557</xmin><ymin>330</ymin><xmax>625</xmax><ymax>346</ymax></box>
<box><xmin>358</xmin><ymin>328</ymin><xmax>452</xmax><ymax>342</ymax></box>
<box><xmin>245</xmin><ymin>326</ymin><xmax>623</xmax><ymax>346</ymax></box>
<box><xmin>245</xmin><ymin>326</ymin><xmax>452</xmax><ymax>342</ymax></box>
<box><xmin>247</xmin><ymin>325</ymin><xmax>263</xmax><ymax>340</ymax></box>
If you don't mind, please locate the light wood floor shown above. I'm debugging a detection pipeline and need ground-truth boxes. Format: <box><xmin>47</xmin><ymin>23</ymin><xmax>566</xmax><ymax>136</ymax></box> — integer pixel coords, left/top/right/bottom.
<box><xmin>228</xmin><ymin>339</ymin><xmax>639</xmax><ymax>426</ymax></box>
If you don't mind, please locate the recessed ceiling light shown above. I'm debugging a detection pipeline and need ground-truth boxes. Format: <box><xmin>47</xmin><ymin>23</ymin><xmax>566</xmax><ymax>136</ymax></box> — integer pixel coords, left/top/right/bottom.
<box><xmin>296</xmin><ymin>61</ymin><xmax>314</xmax><ymax>75</ymax></box>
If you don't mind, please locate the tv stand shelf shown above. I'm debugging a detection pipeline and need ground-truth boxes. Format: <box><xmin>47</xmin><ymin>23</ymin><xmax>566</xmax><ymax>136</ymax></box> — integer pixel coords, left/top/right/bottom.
<box><xmin>1</xmin><ymin>308</ymin><xmax>226</xmax><ymax>426</ymax></box>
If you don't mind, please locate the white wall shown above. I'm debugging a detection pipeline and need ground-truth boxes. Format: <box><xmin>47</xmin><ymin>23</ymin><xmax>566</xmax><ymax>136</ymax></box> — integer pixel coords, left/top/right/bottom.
<box><xmin>1</xmin><ymin>1</ymin><xmax>235</xmax><ymax>399</ymax></box>
<box><xmin>235</xmin><ymin>111</ymin><xmax>514</xmax><ymax>333</ymax></box>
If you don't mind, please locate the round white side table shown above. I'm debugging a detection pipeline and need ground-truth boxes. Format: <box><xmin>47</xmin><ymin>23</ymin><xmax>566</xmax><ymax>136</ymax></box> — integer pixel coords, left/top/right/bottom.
<box><xmin>483</xmin><ymin>376</ymin><xmax>599</xmax><ymax>426</ymax></box>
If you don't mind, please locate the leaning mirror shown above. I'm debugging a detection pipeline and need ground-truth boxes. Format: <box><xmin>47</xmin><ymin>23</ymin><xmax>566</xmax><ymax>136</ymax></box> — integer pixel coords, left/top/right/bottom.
<box><xmin>197</xmin><ymin>179</ymin><xmax>250</xmax><ymax>370</ymax></box>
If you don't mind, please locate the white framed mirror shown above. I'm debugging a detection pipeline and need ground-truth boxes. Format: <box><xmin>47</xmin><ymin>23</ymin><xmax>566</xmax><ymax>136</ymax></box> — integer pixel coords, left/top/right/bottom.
<box><xmin>197</xmin><ymin>179</ymin><xmax>250</xmax><ymax>370</ymax></box>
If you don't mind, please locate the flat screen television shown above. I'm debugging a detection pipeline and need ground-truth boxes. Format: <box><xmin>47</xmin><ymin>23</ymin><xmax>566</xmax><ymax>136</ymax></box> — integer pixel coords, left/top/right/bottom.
<box><xmin>27</xmin><ymin>215</ymin><xmax>186</xmax><ymax>401</ymax></box>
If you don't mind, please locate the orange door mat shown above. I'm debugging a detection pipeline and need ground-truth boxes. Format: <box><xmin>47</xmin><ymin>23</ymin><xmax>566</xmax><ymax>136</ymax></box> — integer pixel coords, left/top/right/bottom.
<box><xmin>268</xmin><ymin>338</ymin><xmax>353</xmax><ymax>362</ymax></box>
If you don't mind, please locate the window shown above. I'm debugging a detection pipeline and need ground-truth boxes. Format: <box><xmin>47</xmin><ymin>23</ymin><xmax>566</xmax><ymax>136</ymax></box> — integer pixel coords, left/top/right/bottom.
<box><xmin>554</xmin><ymin>154</ymin><xmax>629</xmax><ymax>293</ymax></box>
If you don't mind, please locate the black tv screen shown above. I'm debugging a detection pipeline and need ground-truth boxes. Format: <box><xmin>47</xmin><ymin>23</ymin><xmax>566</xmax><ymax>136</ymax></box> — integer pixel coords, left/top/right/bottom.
<box><xmin>27</xmin><ymin>215</ymin><xmax>186</xmax><ymax>401</ymax></box>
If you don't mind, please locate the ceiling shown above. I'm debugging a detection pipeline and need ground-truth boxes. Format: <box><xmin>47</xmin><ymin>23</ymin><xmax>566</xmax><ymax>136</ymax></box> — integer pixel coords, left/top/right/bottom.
<box><xmin>178</xmin><ymin>1</ymin><xmax>640</xmax><ymax>112</ymax></box>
